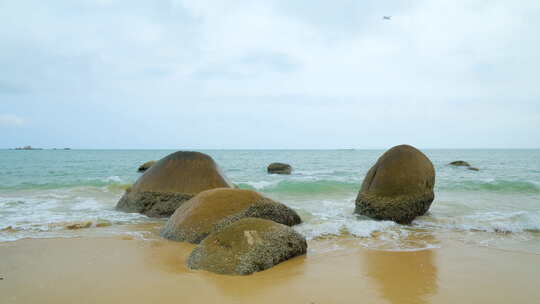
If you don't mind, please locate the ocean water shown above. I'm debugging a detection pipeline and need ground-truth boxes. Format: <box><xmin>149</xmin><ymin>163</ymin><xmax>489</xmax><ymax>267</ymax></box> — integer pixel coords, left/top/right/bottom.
<box><xmin>1</xmin><ymin>149</ymin><xmax>539</xmax><ymax>253</ymax></box>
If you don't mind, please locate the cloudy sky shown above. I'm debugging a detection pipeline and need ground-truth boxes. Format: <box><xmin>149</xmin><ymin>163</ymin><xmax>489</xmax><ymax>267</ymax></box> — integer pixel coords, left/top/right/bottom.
<box><xmin>1</xmin><ymin>0</ymin><xmax>539</xmax><ymax>149</ymax></box>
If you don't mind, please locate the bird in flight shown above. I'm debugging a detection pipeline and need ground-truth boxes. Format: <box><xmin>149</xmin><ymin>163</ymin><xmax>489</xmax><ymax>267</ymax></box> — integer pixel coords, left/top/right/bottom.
<box><xmin>383</xmin><ymin>16</ymin><xmax>392</xmax><ymax>20</ymax></box>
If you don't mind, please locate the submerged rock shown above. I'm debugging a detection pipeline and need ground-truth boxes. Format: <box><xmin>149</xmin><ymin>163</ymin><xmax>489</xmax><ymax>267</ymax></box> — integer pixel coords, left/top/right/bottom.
<box><xmin>449</xmin><ymin>160</ymin><xmax>479</xmax><ymax>171</ymax></box>
<box><xmin>161</xmin><ymin>188</ymin><xmax>302</xmax><ymax>243</ymax></box>
<box><xmin>116</xmin><ymin>151</ymin><xmax>233</xmax><ymax>218</ymax></box>
<box><xmin>65</xmin><ymin>221</ymin><xmax>92</xmax><ymax>230</ymax></box>
<box><xmin>355</xmin><ymin>145</ymin><xmax>435</xmax><ymax>224</ymax></box>
<box><xmin>267</xmin><ymin>162</ymin><xmax>292</xmax><ymax>175</ymax></box>
<box><xmin>0</xmin><ymin>226</ymin><xmax>18</xmax><ymax>232</ymax></box>
<box><xmin>137</xmin><ymin>160</ymin><xmax>156</xmax><ymax>172</ymax></box>
<box><xmin>95</xmin><ymin>220</ymin><xmax>112</xmax><ymax>227</ymax></box>
<box><xmin>187</xmin><ymin>218</ymin><xmax>307</xmax><ymax>275</ymax></box>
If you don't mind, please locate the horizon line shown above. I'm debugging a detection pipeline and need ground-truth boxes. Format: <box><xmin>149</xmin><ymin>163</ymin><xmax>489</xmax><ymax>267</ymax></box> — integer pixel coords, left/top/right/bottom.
<box><xmin>2</xmin><ymin>147</ymin><xmax>540</xmax><ymax>150</ymax></box>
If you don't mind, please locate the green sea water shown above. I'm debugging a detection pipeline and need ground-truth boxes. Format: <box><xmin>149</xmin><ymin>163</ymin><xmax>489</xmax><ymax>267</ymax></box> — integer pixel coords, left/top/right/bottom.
<box><xmin>1</xmin><ymin>149</ymin><xmax>539</xmax><ymax>252</ymax></box>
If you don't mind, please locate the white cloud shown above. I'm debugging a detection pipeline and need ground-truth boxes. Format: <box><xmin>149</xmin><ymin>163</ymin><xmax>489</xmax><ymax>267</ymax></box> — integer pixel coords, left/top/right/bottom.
<box><xmin>0</xmin><ymin>114</ymin><xmax>25</xmax><ymax>127</ymax></box>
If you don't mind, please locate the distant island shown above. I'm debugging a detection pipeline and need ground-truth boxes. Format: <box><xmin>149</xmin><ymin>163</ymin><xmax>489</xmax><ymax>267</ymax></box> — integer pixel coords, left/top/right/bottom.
<box><xmin>10</xmin><ymin>146</ymin><xmax>73</xmax><ymax>150</ymax></box>
<box><xmin>14</xmin><ymin>145</ymin><xmax>43</xmax><ymax>150</ymax></box>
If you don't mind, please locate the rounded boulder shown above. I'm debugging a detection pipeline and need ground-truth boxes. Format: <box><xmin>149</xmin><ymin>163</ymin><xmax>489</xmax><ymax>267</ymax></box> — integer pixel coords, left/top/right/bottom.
<box><xmin>267</xmin><ymin>162</ymin><xmax>292</xmax><ymax>174</ymax></box>
<box><xmin>161</xmin><ymin>188</ymin><xmax>302</xmax><ymax>243</ymax></box>
<box><xmin>187</xmin><ymin>218</ymin><xmax>307</xmax><ymax>275</ymax></box>
<box><xmin>116</xmin><ymin>151</ymin><xmax>232</xmax><ymax>218</ymax></box>
<box><xmin>355</xmin><ymin>145</ymin><xmax>435</xmax><ymax>224</ymax></box>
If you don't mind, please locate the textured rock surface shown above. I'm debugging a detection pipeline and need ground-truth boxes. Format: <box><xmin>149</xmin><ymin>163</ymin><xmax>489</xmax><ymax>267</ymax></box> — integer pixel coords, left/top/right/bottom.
<box><xmin>267</xmin><ymin>162</ymin><xmax>292</xmax><ymax>175</ymax></box>
<box><xmin>187</xmin><ymin>218</ymin><xmax>307</xmax><ymax>275</ymax></box>
<box><xmin>116</xmin><ymin>151</ymin><xmax>232</xmax><ymax>218</ymax></box>
<box><xmin>355</xmin><ymin>145</ymin><xmax>435</xmax><ymax>224</ymax></box>
<box><xmin>137</xmin><ymin>160</ymin><xmax>156</xmax><ymax>172</ymax></box>
<box><xmin>161</xmin><ymin>188</ymin><xmax>301</xmax><ymax>243</ymax></box>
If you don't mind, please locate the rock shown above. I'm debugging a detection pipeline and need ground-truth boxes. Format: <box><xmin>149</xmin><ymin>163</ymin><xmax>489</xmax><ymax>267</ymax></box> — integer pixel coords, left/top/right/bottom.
<box><xmin>267</xmin><ymin>162</ymin><xmax>292</xmax><ymax>175</ymax></box>
<box><xmin>116</xmin><ymin>151</ymin><xmax>233</xmax><ymax>218</ymax></box>
<box><xmin>161</xmin><ymin>188</ymin><xmax>302</xmax><ymax>243</ymax></box>
<box><xmin>187</xmin><ymin>218</ymin><xmax>307</xmax><ymax>275</ymax></box>
<box><xmin>449</xmin><ymin>160</ymin><xmax>479</xmax><ymax>171</ymax></box>
<box><xmin>355</xmin><ymin>145</ymin><xmax>435</xmax><ymax>224</ymax></box>
<box><xmin>95</xmin><ymin>220</ymin><xmax>112</xmax><ymax>227</ymax></box>
<box><xmin>137</xmin><ymin>160</ymin><xmax>156</xmax><ymax>172</ymax></box>
<box><xmin>65</xmin><ymin>221</ymin><xmax>92</xmax><ymax>230</ymax></box>
<box><xmin>0</xmin><ymin>226</ymin><xmax>17</xmax><ymax>232</ymax></box>
<box><xmin>449</xmin><ymin>160</ymin><xmax>470</xmax><ymax>167</ymax></box>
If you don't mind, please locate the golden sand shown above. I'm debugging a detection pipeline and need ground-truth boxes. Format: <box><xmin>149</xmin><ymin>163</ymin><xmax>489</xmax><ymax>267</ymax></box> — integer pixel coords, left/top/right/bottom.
<box><xmin>1</xmin><ymin>234</ymin><xmax>539</xmax><ymax>304</ymax></box>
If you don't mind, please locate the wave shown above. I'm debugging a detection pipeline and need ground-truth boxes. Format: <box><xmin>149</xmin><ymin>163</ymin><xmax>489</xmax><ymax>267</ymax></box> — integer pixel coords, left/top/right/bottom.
<box><xmin>0</xmin><ymin>176</ymin><xmax>132</xmax><ymax>192</ymax></box>
<box><xmin>294</xmin><ymin>219</ymin><xmax>442</xmax><ymax>251</ymax></box>
<box><xmin>295</xmin><ymin>219</ymin><xmax>397</xmax><ymax>239</ymax></box>
<box><xmin>440</xmin><ymin>179</ymin><xmax>540</xmax><ymax>194</ymax></box>
<box><xmin>415</xmin><ymin>211</ymin><xmax>540</xmax><ymax>234</ymax></box>
<box><xmin>237</xmin><ymin>179</ymin><xmax>359</xmax><ymax>195</ymax></box>
<box><xmin>238</xmin><ymin>178</ymin><xmax>540</xmax><ymax>196</ymax></box>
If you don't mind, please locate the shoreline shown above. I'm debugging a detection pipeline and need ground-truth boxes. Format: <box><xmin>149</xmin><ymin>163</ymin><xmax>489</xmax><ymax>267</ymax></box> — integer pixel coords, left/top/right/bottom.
<box><xmin>1</xmin><ymin>233</ymin><xmax>539</xmax><ymax>304</ymax></box>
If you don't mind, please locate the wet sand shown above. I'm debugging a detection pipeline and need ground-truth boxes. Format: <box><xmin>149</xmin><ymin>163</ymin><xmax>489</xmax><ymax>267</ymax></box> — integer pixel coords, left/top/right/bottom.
<box><xmin>1</xmin><ymin>234</ymin><xmax>539</xmax><ymax>304</ymax></box>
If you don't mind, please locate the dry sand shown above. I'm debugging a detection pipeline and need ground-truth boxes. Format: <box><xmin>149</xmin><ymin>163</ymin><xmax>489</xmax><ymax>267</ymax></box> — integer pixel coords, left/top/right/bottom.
<box><xmin>1</xmin><ymin>232</ymin><xmax>539</xmax><ymax>304</ymax></box>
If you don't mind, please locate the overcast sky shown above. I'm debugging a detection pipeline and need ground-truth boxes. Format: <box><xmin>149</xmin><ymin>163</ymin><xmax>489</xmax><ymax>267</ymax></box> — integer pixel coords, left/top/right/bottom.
<box><xmin>1</xmin><ymin>0</ymin><xmax>539</xmax><ymax>149</ymax></box>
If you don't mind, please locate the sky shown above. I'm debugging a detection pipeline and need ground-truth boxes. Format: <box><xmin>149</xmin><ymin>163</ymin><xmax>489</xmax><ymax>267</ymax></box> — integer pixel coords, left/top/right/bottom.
<box><xmin>1</xmin><ymin>0</ymin><xmax>539</xmax><ymax>149</ymax></box>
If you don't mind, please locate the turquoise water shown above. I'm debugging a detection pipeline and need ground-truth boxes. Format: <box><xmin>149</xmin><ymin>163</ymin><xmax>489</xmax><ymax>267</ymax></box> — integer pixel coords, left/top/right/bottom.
<box><xmin>1</xmin><ymin>149</ymin><xmax>539</xmax><ymax>252</ymax></box>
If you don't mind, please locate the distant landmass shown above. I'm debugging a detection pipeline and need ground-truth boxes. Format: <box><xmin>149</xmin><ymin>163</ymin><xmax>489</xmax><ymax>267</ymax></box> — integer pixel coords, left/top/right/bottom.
<box><xmin>14</xmin><ymin>145</ymin><xmax>42</xmax><ymax>150</ymax></box>
<box><xmin>12</xmin><ymin>146</ymin><xmax>71</xmax><ymax>150</ymax></box>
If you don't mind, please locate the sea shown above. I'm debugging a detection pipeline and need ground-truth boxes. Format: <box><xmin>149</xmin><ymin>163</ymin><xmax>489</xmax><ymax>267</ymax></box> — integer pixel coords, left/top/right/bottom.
<box><xmin>1</xmin><ymin>149</ymin><xmax>539</xmax><ymax>253</ymax></box>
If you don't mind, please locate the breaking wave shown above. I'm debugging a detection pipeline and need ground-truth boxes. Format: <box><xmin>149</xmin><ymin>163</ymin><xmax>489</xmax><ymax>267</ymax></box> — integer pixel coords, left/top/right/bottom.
<box><xmin>440</xmin><ymin>179</ymin><xmax>540</xmax><ymax>193</ymax></box>
<box><xmin>237</xmin><ymin>179</ymin><xmax>359</xmax><ymax>195</ymax></box>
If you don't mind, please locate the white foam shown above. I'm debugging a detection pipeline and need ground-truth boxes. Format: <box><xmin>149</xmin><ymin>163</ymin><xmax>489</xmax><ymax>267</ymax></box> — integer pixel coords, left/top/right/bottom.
<box><xmin>347</xmin><ymin>220</ymin><xmax>397</xmax><ymax>237</ymax></box>
<box><xmin>415</xmin><ymin>211</ymin><xmax>540</xmax><ymax>233</ymax></box>
<box><xmin>0</xmin><ymin>187</ymin><xmax>149</xmax><ymax>242</ymax></box>
<box><xmin>294</xmin><ymin>169</ymin><xmax>337</xmax><ymax>176</ymax></box>
<box><xmin>242</xmin><ymin>180</ymin><xmax>281</xmax><ymax>190</ymax></box>
<box><xmin>104</xmin><ymin>175</ymin><xmax>123</xmax><ymax>182</ymax></box>
<box><xmin>70</xmin><ymin>197</ymin><xmax>103</xmax><ymax>211</ymax></box>
<box><xmin>295</xmin><ymin>219</ymin><xmax>397</xmax><ymax>239</ymax></box>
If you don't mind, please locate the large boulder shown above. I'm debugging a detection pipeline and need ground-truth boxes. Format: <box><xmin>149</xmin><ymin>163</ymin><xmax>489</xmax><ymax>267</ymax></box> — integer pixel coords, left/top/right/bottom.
<box><xmin>355</xmin><ymin>145</ymin><xmax>435</xmax><ymax>224</ymax></box>
<box><xmin>187</xmin><ymin>218</ymin><xmax>307</xmax><ymax>275</ymax></box>
<box><xmin>137</xmin><ymin>160</ymin><xmax>156</xmax><ymax>172</ymax></box>
<box><xmin>116</xmin><ymin>151</ymin><xmax>232</xmax><ymax>218</ymax></box>
<box><xmin>267</xmin><ymin>162</ymin><xmax>292</xmax><ymax>174</ymax></box>
<box><xmin>161</xmin><ymin>188</ymin><xmax>302</xmax><ymax>243</ymax></box>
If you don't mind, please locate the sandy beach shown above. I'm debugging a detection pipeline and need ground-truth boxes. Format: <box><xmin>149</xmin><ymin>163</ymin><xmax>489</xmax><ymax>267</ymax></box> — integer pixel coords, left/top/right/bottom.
<box><xmin>1</xmin><ymin>228</ymin><xmax>539</xmax><ymax>304</ymax></box>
